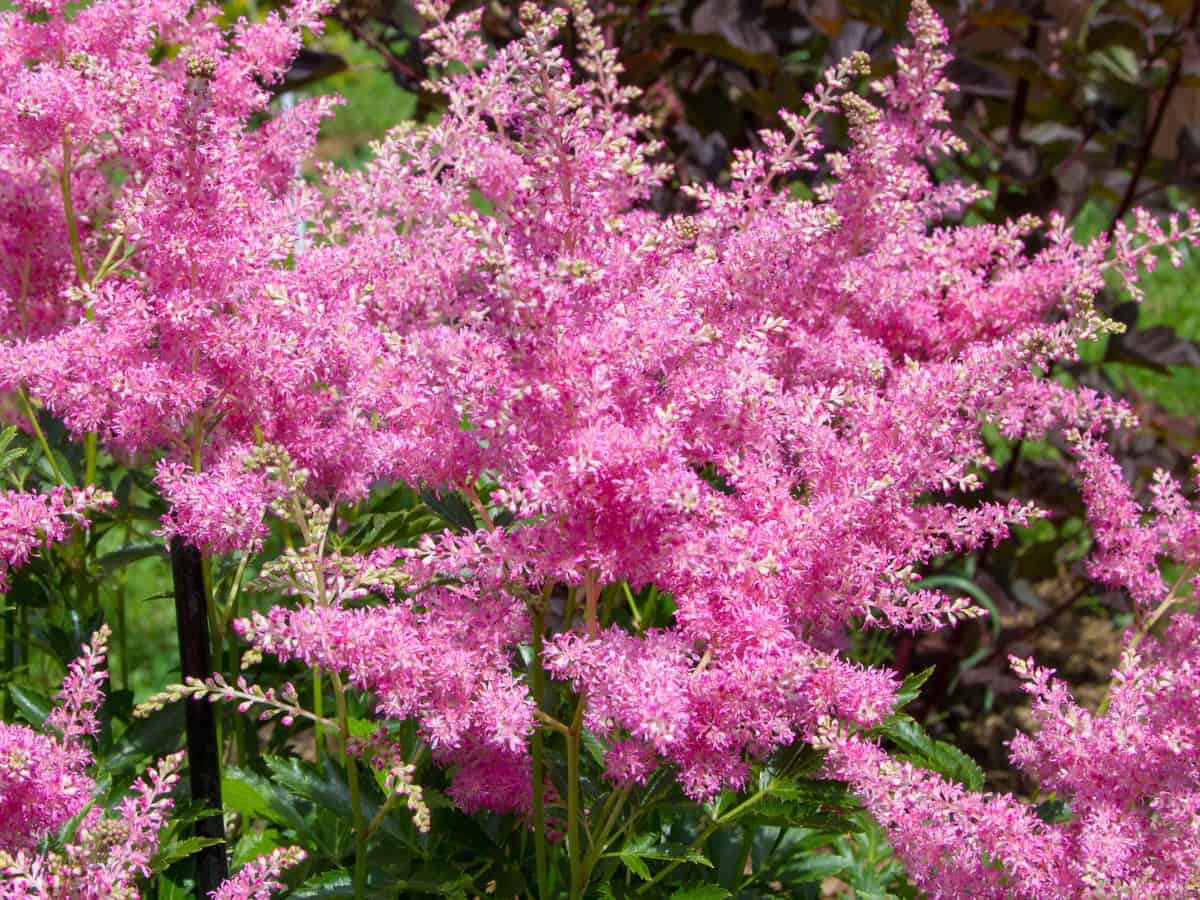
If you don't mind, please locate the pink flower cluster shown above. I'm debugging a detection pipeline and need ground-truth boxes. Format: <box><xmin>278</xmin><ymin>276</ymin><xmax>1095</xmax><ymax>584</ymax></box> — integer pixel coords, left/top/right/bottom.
<box><xmin>0</xmin><ymin>624</ymin><xmax>108</xmax><ymax>854</ymax></box>
<box><xmin>0</xmin><ymin>627</ymin><xmax>179</xmax><ymax>896</ymax></box>
<box><xmin>1073</xmin><ymin>434</ymin><xmax>1200</xmax><ymax>607</ymax></box>
<box><xmin>5</xmin><ymin>0</ymin><xmax>1200</xmax><ymax>892</ymax></box>
<box><xmin>232</xmin><ymin>0</ymin><xmax>1186</xmax><ymax>814</ymax></box>
<box><xmin>0</xmin><ymin>0</ymin><xmax>350</xmax><ymax>527</ymax></box>
<box><xmin>0</xmin><ymin>626</ymin><xmax>303</xmax><ymax>898</ymax></box>
<box><xmin>0</xmin><ymin>484</ymin><xmax>110</xmax><ymax>590</ymax></box>
<box><xmin>210</xmin><ymin>848</ymin><xmax>307</xmax><ymax>900</ymax></box>
<box><xmin>825</xmin><ymin>618</ymin><xmax>1200</xmax><ymax>898</ymax></box>
<box><xmin>824</xmin><ymin>448</ymin><xmax>1200</xmax><ymax>897</ymax></box>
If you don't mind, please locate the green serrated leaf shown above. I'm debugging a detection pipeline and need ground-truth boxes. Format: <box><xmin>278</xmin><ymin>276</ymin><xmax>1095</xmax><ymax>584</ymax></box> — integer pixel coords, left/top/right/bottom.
<box><xmin>291</xmin><ymin>871</ymin><xmax>356</xmax><ymax>898</ymax></box>
<box><xmin>612</xmin><ymin>835</ymin><xmax>714</xmax><ymax>867</ymax></box>
<box><xmin>231</xmin><ymin>828</ymin><xmax>284</xmax><ymax>868</ymax></box>
<box><xmin>223</xmin><ymin>767</ymin><xmax>320</xmax><ymax>851</ymax></box>
<box><xmin>151</xmin><ymin>836</ymin><xmax>226</xmax><ymax>872</ymax></box>
<box><xmin>880</xmin><ymin>716</ymin><xmax>985</xmax><ymax>791</ymax></box>
<box><xmin>763</xmin><ymin>776</ymin><xmax>854</xmax><ymax>809</ymax></box>
<box><xmin>620</xmin><ymin>852</ymin><xmax>652</xmax><ymax>881</ymax></box>
<box><xmin>264</xmin><ymin>755</ymin><xmax>381</xmax><ymax>828</ymax></box>
<box><xmin>893</xmin><ymin>666</ymin><xmax>934</xmax><ymax>710</ymax></box>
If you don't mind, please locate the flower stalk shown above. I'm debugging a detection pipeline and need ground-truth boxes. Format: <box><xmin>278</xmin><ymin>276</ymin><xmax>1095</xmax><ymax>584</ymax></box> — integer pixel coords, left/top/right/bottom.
<box><xmin>331</xmin><ymin>670</ymin><xmax>368</xmax><ymax>900</ymax></box>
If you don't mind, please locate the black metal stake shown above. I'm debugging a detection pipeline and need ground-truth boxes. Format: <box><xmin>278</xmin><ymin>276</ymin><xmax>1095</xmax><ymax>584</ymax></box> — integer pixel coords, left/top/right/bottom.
<box><xmin>170</xmin><ymin>535</ymin><xmax>228</xmax><ymax>895</ymax></box>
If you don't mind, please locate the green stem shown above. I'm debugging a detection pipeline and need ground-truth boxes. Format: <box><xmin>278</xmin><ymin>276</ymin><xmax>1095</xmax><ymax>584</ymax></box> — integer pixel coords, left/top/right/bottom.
<box><xmin>332</xmin><ymin>672</ymin><xmax>368</xmax><ymax>900</ymax></box>
<box><xmin>635</xmin><ymin>786</ymin><xmax>770</xmax><ymax>894</ymax></box>
<box><xmin>84</xmin><ymin>433</ymin><xmax>97</xmax><ymax>486</ymax></box>
<box><xmin>224</xmin><ymin>552</ymin><xmax>252</xmax><ymax>765</ymax></box>
<box><xmin>116</xmin><ymin>537</ymin><xmax>129</xmax><ymax>690</ymax></box>
<box><xmin>92</xmin><ymin>234</ymin><xmax>124</xmax><ymax>284</ymax></box>
<box><xmin>566</xmin><ymin>695</ymin><xmax>586</xmax><ymax>900</ymax></box>
<box><xmin>366</xmin><ymin>791</ymin><xmax>401</xmax><ymax>841</ymax></box>
<box><xmin>623</xmin><ymin>582</ymin><xmax>643</xmax><ymax>633</ymax></box>
<box><xmin>531</xmin><ymin>603</ymin><xmax>550</xmax><ymax>900</ymax></box>
<box><xmin>580</xmin><ymin>786</ymin><xmax>631</xmax><ymax>886</ymax></box>
<box><xmin>16</xmin><ymin>386</ymin><xmax>68</xmax><ymax>486</ymax></box>
<box><xmin>1</xmin><ymin>605</ymin><xmax>12</xmax><ymax>720</ymax></box>
<box><xmin>59</xmin><ymin>134</ymin><xmax>90</xmax><ymax>286</ymax></box>
<box><xmin>59</xmin><ymin>135</ymin><xmax>101</xmax><ymax>486</ymax></box>
<box><xmin>313</xmin><ymin>666</ymin><xmax>326</xmax><ymax>758</ymax></box>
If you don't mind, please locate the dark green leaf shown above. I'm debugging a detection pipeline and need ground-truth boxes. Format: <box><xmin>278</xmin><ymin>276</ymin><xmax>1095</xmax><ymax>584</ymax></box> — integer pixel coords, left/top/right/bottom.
<box><xmin>151</xmin><ymin>836</ymin><xmax>226</xmax><ymax>872</ymax></box>
<box><xmin>95</xmin><ymin>542</ymin><xmax>168</xmax><ymax>572</ymax></box>
<box><xmin>9</xmin><ymin>685</ymin><xmax>53</xmax><ymax>727</ymax></box>
<box><xmin>879</xmin><ymin>716</ymin><xmax>986</xmax><ymax>791</ymax></box>
<box><xmin>419</xmin><ymin>488</ymin><xmax>477</xmax><ymax>532</ymax></box>
<box><xmin>291</xmin><ymin>868</ymin><xmax>466</xmax><ymax>898</ymax></box>
<box><xmin>664</xmin><ymin>33</ymin><xmax>777</xmax><ymax>74</ymax></box>
<box><xmin>104</xmin><ymin>702</ymin><xmax>185</xmax><ymax>772</ymax></box>
<box><xmin>669</xmin><ymin>886</ymin><xmax>731</xmax><ymax>900</ymax></box>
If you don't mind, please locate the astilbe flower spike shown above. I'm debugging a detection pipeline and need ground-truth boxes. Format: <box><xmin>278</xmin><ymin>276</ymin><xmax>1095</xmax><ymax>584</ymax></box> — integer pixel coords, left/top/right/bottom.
<box><xmin>0</xmin><ymin>629</ymin><xmax>106</xmax><ymax>855</ymax></box>
<box><xmin>827</xmin><ymin>443</ymin><xmax>1200</xmax><ymax>897</ymax></box>
<box><xmin>0</xmin><ymin>626</ymin><xmax>183</xmax><ymax>897</ymax></box>
<box><xmin>0</xmin><ymin>627</ymin><xmax>303</xmax><ymax>899</ymax></box>
<box><xmin>0</xmin><ymin>484</ymin><xmax>111</xmax><ymax>591</ymax></box>
<box><xmin>209</xmin><ymin>847</ymin><xmax>307</xmax><ymax>900</ymax></box>
<box><xmin>6</xmin><ymin>0</ymin><xmax>1200</xmax><ymax>892</ymax></box>
<box><xmin>215</xmin><ymin>0</ymin><xmax>1200</xmax><ymax>819</ymax></box>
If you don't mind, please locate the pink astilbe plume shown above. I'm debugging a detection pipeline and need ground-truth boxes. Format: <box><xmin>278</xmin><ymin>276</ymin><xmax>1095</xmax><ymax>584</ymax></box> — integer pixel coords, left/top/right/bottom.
<box><xmin>0</xmin><ymin>484</ymin><xmax>111</xmax><ymax>591</ymax></box>
<box><xmin>820</xmin><ymin>725</ymin><xmax>1073</xmax><ymax>899</ymax></box>
<box><xmin>827</xmin><ymin>434</ymin><xmax>1200</xmax><ymax>896</ymax></box>
<box><xmin>0</xmin><ymin>626</ymin><xmax>110</xmax><ymax>856</ymax></box>
<box><xmin>227</xmin><ymin>0</ymin><xmax>1200</xmax><ymax>819</ymax></box>
<box><xmin>0</xmin><ymin>627</ymin><xmax>307</xmax><ymax>898</ymax></box>
<box><xmin>210</xmin><ymin>847</ymin><xmax>306</xmax><ymax>900</ymax></box>
<box><xmin>8</xmin><ymin>0</ymin><xmax>1200</xmax><ymax>886</ymax></box>
<box><xmin>1072</xmin><ymin>434</ymin><xmax>1200</xmax><ymax>607</ymax></box>
<box><xmin>0</xmin><ymin>626</ymin><xmax>182</xmax><ymax>897</ymax></box>
<box><xmin>825</xmin><ymin>615</ymin><xmax>1200</xmax><ymax>898</ymax></box>
<box><xmin>0</xmin><ymin>0</ymin><xmax>373</xmax><ymax>542</ymax></box>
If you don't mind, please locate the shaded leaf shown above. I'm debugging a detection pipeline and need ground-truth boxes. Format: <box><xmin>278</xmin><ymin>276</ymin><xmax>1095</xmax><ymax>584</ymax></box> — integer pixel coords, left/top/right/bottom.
<box><xmin>95</xmin><ymin>542</ymin><xmax>168</xmax><ymax>572</ymax></box>
<box><xmin>151</xmin><ymin>836</ymin><xmax>226</xmax><ymax>872</ymax></box>
<box><xmin>670</xmin><ymin>886</ymin><xmax>731</xmax><ymax>900</ymax></box>
<box><xmin>103</xmin><ymin>702</ymin><xmax>185</xmax><ymax>772</ymax></box>
<box><xmin>664</xmin><ymin>32</ymin><xmax>778</xmax><ymax>74</ymax></box>
<box><xmin>9</xmin><ymin>685</ymin><xmax>53</xmax><ymax>727</ymax></box>
<box><xmin>893</xmin><ymin>666</ymin><xmax>934</xmax><ymax>711</ymax></box>
<box><xmin>1107</xmin><ymin>324</ymin><xmax>1200</xmax><ymax>372</ymax></box>
<box><xmin>879</xmin><ymin>716</ymin><xmax>986</xmax><ymax>791</ymax></box>
<box><xmin>419</xmin><ymin>488</ymin><xmax>476</xmax><ymax>533</ymax></box>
